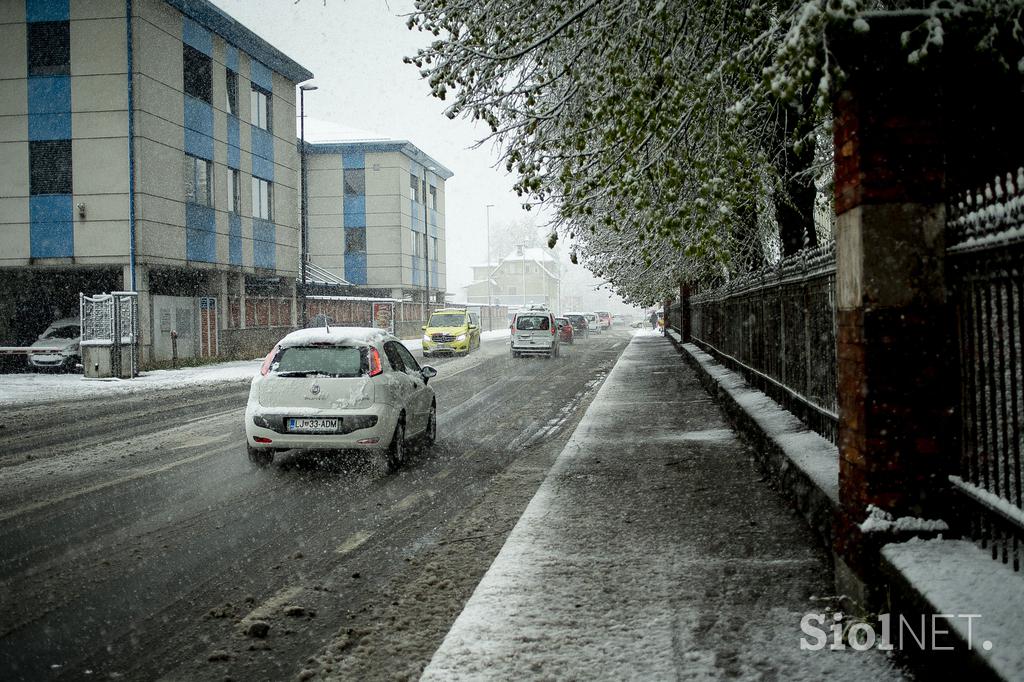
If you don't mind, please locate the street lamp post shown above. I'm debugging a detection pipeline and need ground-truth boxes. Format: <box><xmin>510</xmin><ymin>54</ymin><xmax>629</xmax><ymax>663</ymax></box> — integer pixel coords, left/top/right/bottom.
<box><xmin>485</xmin><ymin>204</ymin><xmax>494</xmax><ymax>330</ymax></box>
<box><xmin>299</xmin><ymin>82</ymin><xmax>318</xmax><ymax>328</ymax></box>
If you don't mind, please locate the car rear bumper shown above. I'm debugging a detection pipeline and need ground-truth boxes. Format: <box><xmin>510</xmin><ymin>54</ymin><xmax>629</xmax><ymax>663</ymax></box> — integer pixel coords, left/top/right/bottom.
<box><xmin>245</xmin><ymin>403</ymin><xmax>400</xmax><ymax>451</ymax></box>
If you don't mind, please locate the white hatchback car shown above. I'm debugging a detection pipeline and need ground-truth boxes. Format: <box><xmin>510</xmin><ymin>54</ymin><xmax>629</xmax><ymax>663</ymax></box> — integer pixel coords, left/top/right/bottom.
<box><xmin>245</xmin><ymin>327</ymin><xmax>437</xmax><ymax>471</ymax></box>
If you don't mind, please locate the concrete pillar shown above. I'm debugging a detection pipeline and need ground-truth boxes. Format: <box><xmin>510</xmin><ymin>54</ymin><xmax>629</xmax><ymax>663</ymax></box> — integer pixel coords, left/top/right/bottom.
<box><xmin>237</xmin><ymin>273</ymin><xmax>247</xmax><ymax>330</ymax></box>
<box><xmin>217</xmin><ymin>271</ymin><xmax>229</xmax><ymax>331</ymax></box>
<box><xmin>830</xmin><ymin>20</ymin><xmax>958</xmax><ymax>604</ymax></box>
<box><xmin>288</xmin><ymin>278</ymin><xmax>298</xmax><ymax>327</ymax></box>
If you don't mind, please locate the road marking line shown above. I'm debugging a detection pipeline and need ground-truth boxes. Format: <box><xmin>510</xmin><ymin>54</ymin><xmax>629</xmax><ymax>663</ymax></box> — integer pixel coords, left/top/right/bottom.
<box><xmin>394</xmin><ymin>489</ymin><xmax>434</xmax><ymax>512</ymax></box>
<box><xmin>182</xmin><ymin>407</ymin><xmax>241</xmax><ymax>426</ymax></box>
<box><xmin>0</xmin><ymin>441</ymin><xmax>237</xmax><ymax>523</ymax></box>
<box><xmin>335</xmin><ymin>529</ymin><xmax>374</xmax><ymax>555</ymax></box>
<box><xmin>240</xmin><ymin>584</ymin><xmax>303</xmax><ymax>623</ymax></box>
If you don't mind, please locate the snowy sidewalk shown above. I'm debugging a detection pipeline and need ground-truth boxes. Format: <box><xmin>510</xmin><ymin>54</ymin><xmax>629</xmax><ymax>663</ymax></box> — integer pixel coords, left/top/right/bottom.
<box><xmin>422</xmin><ymin>334</ymin><xmax>903</xmax><ymax>680</ymax></box>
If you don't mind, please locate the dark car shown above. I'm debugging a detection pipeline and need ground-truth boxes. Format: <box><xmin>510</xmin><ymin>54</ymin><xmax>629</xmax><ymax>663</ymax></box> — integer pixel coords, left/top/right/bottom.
<box><xmin>555</xmin><ymin>317</ymin><xmax>574</xmax><ymax>344</ymax></box>
<box><xmin>564</xmin><ymin>313</ymin><xmax>589</xmax><ymax>339</ymax></box>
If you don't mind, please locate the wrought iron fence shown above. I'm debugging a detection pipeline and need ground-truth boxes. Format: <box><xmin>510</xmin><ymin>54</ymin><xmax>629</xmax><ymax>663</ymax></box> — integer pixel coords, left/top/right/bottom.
<box><xmin>947</xmin><ymin>168</ymin><xmax>1024</xmax><ymax>571</ymax></box>
<box><xmin>685</xmin><ymin>243</ymin><xmax>839</xmax><ymax>443</ymax></box>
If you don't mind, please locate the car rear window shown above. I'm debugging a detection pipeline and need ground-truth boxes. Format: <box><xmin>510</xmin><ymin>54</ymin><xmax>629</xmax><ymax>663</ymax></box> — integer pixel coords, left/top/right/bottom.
<box><xmin>428</xmin><ymin>313</ymin><xmax>466</xmax><ymax>327</ymax></box>
<box><xmin>516</xmin><ymin>315</ymin><xmax>550</xmax><ymax>331</ymax></box>
<box><xmin>272</xmin><ymin>345</ymin><xmax>364</xmax><ymax>377</ymax></box>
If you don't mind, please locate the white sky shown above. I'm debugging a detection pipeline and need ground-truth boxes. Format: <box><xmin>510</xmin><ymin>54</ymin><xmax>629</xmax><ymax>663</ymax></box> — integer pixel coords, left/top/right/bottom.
<box><xmin>209</xmin><ymin>0</ymin><xmax>532</xmax><ymax>294</ymax></box>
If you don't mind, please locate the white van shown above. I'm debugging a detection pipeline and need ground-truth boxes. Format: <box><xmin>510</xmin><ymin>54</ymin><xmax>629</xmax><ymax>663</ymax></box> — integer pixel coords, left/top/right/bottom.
<box><xmin>510</xmin><ymin>310</ymin><xmax>559</xmax><ymax>358</ymax></box>
<box><xmin>583</xmin><ymin>313</ymin><xmax>600</xmax><ymax>334</ymax></box>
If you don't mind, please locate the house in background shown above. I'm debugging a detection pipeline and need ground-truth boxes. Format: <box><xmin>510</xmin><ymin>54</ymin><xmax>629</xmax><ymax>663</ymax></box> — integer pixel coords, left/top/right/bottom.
<box><xmin>303</xmin><ymin>121</ymin><xmax>453</xmax><ymax>303</ymax></box>
<box><xmin>0</xmin><ymin>0</ymin><xmax>311</xmax><ymax>364</ymax></box>
<box><xmin>465</xmin><ymin>246</ymin><xmax>561</xmax><ymax>311</ymax></box>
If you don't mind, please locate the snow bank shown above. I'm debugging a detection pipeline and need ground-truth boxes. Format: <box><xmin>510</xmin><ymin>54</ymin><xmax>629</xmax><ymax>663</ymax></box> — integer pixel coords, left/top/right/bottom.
<box><xmin>0</xmin><ymin>359</ymin><xmax>261</xmax><ymax>407</ymax></box>
<box><xmin>883</xmin><ymin>538</ymin><xmax>1024</xmax><ymax>679</ymax></box>
<box><xmin>859</xmin><ymin>504</ymin><xmax>949</xmax><ymax>534</ymax></box>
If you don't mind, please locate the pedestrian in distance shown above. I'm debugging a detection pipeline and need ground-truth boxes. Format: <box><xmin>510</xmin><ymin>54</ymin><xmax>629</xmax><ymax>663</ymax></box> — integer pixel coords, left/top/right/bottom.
<box><xmin>649</xmin><ymin>310</ymin><xmax>658</xmax><ymax>331</ymax></box>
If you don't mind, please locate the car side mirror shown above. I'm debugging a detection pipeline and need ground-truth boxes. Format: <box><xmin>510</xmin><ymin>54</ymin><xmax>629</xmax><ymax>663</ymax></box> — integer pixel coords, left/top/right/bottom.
<box><xmin>420</xmin><ymin>366</ymin><xmax>437</xmax><ymax>384</ymax></box>
<box><xmin>422</xmin><ymin>325</ymin><xmax>427</xmax><ymax>331</ymax></box>
<box><xmin>469</xmin><ymin>324</ymin><xmax>478</xmax><ymax>330</ymax></box>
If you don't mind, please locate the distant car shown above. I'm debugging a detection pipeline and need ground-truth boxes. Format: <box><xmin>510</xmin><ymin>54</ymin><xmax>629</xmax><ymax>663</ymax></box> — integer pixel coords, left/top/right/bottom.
<box><xmin>510</xmin><ymin>310</ymin><xmax>559</xmax><ymax>358</ymax></box>
<box><xmin>555</xmin><ymin>317</ymin><xmax>574</xmax><ymax>344</ymax></box>
<box><xmin>564</xmin><ymin>313</ymin><xmax>589</xmax><ymax>339</ymax></box>
<box><xmin>28</xmin><ymin>317</ymin><xmax>81</xmax><ymax>372</ymax></box>
<box><xmin>583</xmin><ymin>312</ymin><xmax>600</xmax><ymax>333</ymax></box>
<box><xmin>422</xmin><ymin>308</ymin><xmax>480</xmax><ymax>357</ymax></box>
<box><xmin>245</xmin><ymin>327</ymin><xmax>437</xmax><ymax>472</ymax></box>
<box><xmin>596</xmin><ymin>311</ymin><xmax>612</xmax><ymax>329</ymax></box>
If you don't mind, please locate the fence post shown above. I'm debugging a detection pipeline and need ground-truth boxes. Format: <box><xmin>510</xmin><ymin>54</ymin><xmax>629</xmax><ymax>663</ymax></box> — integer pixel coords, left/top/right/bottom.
<box><xmin>830</xmin><ymin>19</ymin><xmax>959</xmax><ymax>608</ymax></box>
<box><xmin>680</xmin><ymin>282</ymin><xmax>691</xmax><ymax>342</ymax></box>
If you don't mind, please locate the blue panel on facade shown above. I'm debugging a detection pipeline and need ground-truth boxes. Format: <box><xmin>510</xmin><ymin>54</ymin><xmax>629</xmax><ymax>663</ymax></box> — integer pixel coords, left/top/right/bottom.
<box><xmin>186</xmin><ymin>202</ymin><xmax>216</xmax><ymax>262</ymax></box>
<box><xmin>184</xmin><ymin>96</ymin><xmax>214</xmax><ymax>159</ymax></box>
<box><xmin>26</xmin><ymin>0</ymin><xmax>68</xmax><ymax>22</ymax></box>
<box><xmin>227</xmin><ymin>116</ymin><xmax>240</xmax><ymax>169</ymax></box>
<box><xmin>252</xmin><ymin>155</ymin><xmax>274</xmax><ymax>182</ymax></box>
<box><xmin>411</xmin><ymin>255</ymin><xmax>421</xmax><ymax>286</ymax></box>
<box><xmin>225</xmin><ymin>44</ymin><xmax>239</xmax><ymax>72</ymax></box>
<box><xmin>253</xmin><ymin>218</ymin><xmax>275</xmax><ymax>269</ymax></box>
<box><xmin>28</xmin><ymin>113</ymin><xmax>71</xmax><ymax>141</ymax></box>
<box><xmin>341</xmin><ymin>151</ymin><xmax>364</xmax><ymax>170</ymax></box>
<box><xmin>183</xmin><ymin>18</ymin><xmax>213</xmax><ymax>55</ymax></box>
<box><xmin>29</xmin><ymin>194</ymin><xmax>73</xmax><ymax>258</ymax></box>
<box><xmin>345</xmin><ymin>252</ymin><xmax>367</xmax><ymax>285</ymax></box>
<box><xmin>228</xmin><ymin>213</ymin><xmax>242</xmax><ymax>265</ymax></box>
<box><xmin>28</xmin><ymin>76</ymin><xmax>70</xmax><ymax>114</ymax></box>
<box><xmin>250</xmin><ymin>60</ymin><xmax>273</xmax><ymax>92</ymax></box>
<box><xmin>343</xmin><ymin>196</ymin><xmax>366</xmax><ymax>227</ymax></box>
<box><xmin>28</xmin><ymin>76</ymin><xmax>71</xmax><ymax>140</ymax></box>
<box><xmin>251</xmin><ymin>127</ymin><xmax>274</xmax><ymax>180</ymax></box>
<box><xmin>410</xmin><ymin>200</ymin><xmax>425</xmax><ymax>234</ymax></box>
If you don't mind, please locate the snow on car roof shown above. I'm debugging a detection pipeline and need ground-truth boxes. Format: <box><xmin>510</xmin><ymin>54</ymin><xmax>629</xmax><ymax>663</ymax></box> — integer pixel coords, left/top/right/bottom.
<box><xmin>277</xmin><ymin>326</ymin><xmax>389</xmax><ymax>348</ymax></box>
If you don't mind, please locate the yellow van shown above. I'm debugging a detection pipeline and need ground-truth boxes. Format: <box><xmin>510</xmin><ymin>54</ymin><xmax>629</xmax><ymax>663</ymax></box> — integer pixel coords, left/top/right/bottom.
<box><xmin>422</xmin><ymin>309</ymin><xmax>480</xmax><ymax>357</ymax></box>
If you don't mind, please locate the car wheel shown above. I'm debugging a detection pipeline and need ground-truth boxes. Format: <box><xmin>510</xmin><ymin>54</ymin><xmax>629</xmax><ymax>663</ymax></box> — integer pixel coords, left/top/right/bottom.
<box><xmin>247</xmin><ymin>444</ymin><xmax>273</xmax><ymax>467</ymax></box>
<box><xmin>421</xmin><ymin>402</ymin><xmax>437</xmax><ymax>449</ymax></box>
<box><xmin>377</xmin><ymin>418</ymin><xmax>405</xmax><ymax>474</ymax></box>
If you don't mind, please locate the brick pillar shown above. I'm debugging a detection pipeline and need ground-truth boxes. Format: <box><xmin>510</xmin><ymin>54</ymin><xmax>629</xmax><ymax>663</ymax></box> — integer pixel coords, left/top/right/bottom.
<box><xmin>831</xmin><ymin>20</ymin><xmax>959</xmax><ymax>604</ymax></box>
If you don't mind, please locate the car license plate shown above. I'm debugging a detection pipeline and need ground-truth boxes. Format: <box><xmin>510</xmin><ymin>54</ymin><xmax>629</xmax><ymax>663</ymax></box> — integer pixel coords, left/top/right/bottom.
<box><xmin>436</xmin><ymin>343</ymin><xmax>449</xmax><ymax>348</ymax></box>
<box><xmin>287</xmin><ymin>418</ymin><xmax>339</xmax><ymax>433</ymax></box>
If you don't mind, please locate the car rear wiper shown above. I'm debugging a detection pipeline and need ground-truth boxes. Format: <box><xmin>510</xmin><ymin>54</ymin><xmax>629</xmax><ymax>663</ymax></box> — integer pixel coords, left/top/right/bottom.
<box><xmin>275</xmin><ymin>370</ymin><xmax>320</xmax><ymax>377</ymax></box>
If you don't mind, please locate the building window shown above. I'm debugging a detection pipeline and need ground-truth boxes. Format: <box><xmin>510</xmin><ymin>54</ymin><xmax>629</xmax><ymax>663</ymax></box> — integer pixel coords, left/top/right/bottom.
<box><xmin>227</xmin><ymin>168</ymin><xmax>240</xmax><ymax>213</ymax></box>
<box><xmin>250</xmin><ymin>85</ymin><xmax>271</xmax><ymax>131</ymax></box>
<box><xmin>27</xmin><ymin>21</ymin><xmax>69</xmax><ymax>76</ymax></box>
<box><xmin>345</xmin><ymin>228</ymin><xmax>366</xmax><ymax>253</ymax></box>
<box><xmin>226</xmin><ymin>69</ymin><xmax>238</xmax><ymax>116</ymax></box>
<box><xmin>414</xmin><ymin>233</ymin><xmax>423</xmax><ymax>258</ymax></box>
<box><xmin>252</xmin><ymin>177</ymin><xmax>272</xmax><ymax>220</ymax></box>
<box><xmin>344</xmin><ymin>168</ymin><xmax>365</xmax><ymax>196</ymax></box>
<box><xmin>183</xmin><ymin>44</ymin><xmax>212</xmax><ymax>104</ymax></box>
<box><xmin>508</xmin><ymin>286</ymin><xmax>516</xmax><ymax>296</ymax></box>
<box><xmin>409</xmin><ymin>173</ymin><xmax>418</xmax><ymax>202</ymax></box>
<box><xmin>29</xmin><ymin>140</ymin><xmax>72</xmax><ymax>194</ymax></box>
<box><xmin>429</xmin><ymin>185</ymin><xmax>437</xmax><ymax>210</ymax></box>
<box><xmin>431</xmin><ymin>236</ymin><xmax>438</xmax><ymax>261</ymax></box>
<box><xmin>184</xmin><ymin>154</ymin><xmax>212</xmax><ymax>206</ymax></box>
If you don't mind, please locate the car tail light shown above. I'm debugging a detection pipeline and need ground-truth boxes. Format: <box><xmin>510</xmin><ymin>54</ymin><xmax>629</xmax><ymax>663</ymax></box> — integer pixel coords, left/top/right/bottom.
<box><xmin>259</xmin><ymin>346</ymin><xmax>278</xmax><ymax>376</ymax></box>
<box><xmin>254</xmin><ymin>436</ymin><xmax>273</xmax><ymax>444</ymax></box>
<box><xmin>368</xmin><ymin>347</ymin><xmax>383</xmax><ymax>377</ymax></box>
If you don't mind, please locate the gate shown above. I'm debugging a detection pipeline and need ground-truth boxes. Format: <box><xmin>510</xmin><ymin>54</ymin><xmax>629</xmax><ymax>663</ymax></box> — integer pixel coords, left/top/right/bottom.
<box><xmin>80</xmin><ymin>291</ymin><xmax>139</xmax><ymax>378</ymax></box>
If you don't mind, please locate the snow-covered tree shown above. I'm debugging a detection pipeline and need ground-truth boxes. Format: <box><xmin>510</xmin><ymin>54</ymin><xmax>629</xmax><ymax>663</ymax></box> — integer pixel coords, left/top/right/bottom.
<box><xmin>407</xmin><ymin>0</ymin><xmax>1024</xmax><ymax>303</ymax></box>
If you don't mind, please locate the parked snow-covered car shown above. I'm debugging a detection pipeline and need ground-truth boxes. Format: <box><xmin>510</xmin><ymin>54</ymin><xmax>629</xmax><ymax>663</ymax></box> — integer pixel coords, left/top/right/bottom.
<box><xmin>28</xmin><ymin>317</ymin><xmax>81</xmax><ymax>372</ymax></box>
<box><xmin>245</xmin><ymin>327</ymin><xmax>437</xmax><ymax>471</ymax></box>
